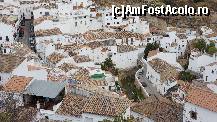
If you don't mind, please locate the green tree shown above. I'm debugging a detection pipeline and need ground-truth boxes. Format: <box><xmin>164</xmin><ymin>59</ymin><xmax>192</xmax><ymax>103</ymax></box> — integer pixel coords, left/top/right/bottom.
<box><xmin>144</xmin><ymin>42</ymin><xmax>159</xmax><ymax>59</ymax></box>
<box><xmin>194</xmin><ymin>39</ymin><xmax>206</xmax><ymax>52</ymax></box>
<box><xmin>206</xmin><ymin>42</ymin><xmax>217</xmax><ymax>55</ymax></box>
<box><xmin>0</xmin><ymin>112</ymin><xmax>12</xmax><ymax>122</ymax></box>
<box><xmin>121</xmin><ymin>76</ymin><xmax>144</xmax><ymax>102</ymax></box>
<box><xmin>179</xmin><ymin>71</ymin><xmax>195</xmax><ymax>82</ymax></box>
<box><xmin>101</xmin><ymin>58</ymin><xmax>118</xmax><ymax>76</ymax></box>
<box><xmin>101</xmin><ymin>57</ymin><xmax>115</xmax><ymax>70</ymax></box>
<box><xmin>207</xmin><ymin>46</ymin><xmax>217</xmax><ymax>55</ymax></box>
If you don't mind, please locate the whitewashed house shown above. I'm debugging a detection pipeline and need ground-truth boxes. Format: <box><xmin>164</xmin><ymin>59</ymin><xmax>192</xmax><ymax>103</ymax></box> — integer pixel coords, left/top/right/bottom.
<box><xmin>0</xmin><ymin>75</ymin><xmax>33</xmax><ymax>107</ymax></box>
<box><xmin>33</xmin><ymin>5</ymin><xmax>58</xmax><ymax>19</ymax></box>
<box><xmin>183</xmin><ymin>86</ymin><xmax>217</xmax><ymax>122</ymax></box>
<box><xmin>12</xmin><ymin>58</ymin><xmax>48</xmax><ymax>81</ymax></box>
<box><xmin>201</xmin><ymin>62</ymin><xmax>217</xmax><ymax>82</ymax></box>
<box><xmin>35</xmin><ymin>41</ymin><xmax>56</xmax><ymax>61</ymax></box>
<box><xmin>144</xmin><ymin>52</ymin><xmax>183</xmax><ymax>95</ymax></box>
<box><xmin>159</xmin><ymin>31</ymin><xmax>189</xmax><ymax>58</ymax></box>
<box><xmin>145</xmin><ymin>58</ymin><xmax>180</xmax><ymax>95</ymax></box>
<box><xmin>0</xmin><ymin>54</ymin><xmax>26</xmax><ymax>84</ymax></box>
<box><xmin>188</xmin><ymin>50</ymin><xmax>217</xmax><ymax>73</ymax></box>
<box><xmin>0</xmin><ymin>15</ymin><xmax>21</xmax><ymax>53</ymax></box>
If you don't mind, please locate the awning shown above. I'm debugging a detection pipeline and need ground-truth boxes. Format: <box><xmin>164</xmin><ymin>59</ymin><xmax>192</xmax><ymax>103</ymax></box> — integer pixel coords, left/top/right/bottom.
<box><xmin>24</xmin><ymin>80</ymin><xmax>66</xmax><ymax>98</ymax></box>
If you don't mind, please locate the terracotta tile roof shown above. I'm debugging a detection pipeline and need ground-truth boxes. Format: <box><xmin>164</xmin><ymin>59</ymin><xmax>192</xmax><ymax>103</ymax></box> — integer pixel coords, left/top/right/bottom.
<box><xmin>131</xmin><ymin>96</ymin><xmax>183</xmax><ymax>122</ymax></box>
<box><xmin>148</xmin><ymin>58</ymin><xmax>179</xmax><ymax>82</ymax></box>
<box><xmin>0</xmin><ymin>54</ymin><xmax>25</xmax><ymax>73</ymax></box>
<box><xmin>33</xmin><ymin>2</ymin><xmax>57</xmax><ymax>10</ymax></box>
<box><xmin>33</xmin><ymin>16</ymin><xmax>54</xmax><ymax>25</ymax></box>
<box><xmin>73</xmin><ymin>55</ymin><xmax>91</xmax><ymax>63</ymax></box>
<box><xmin>15</xmin><ymin>107</ymin><xmax>37</xmax><ymax>122</ymax></box>
<box><xmin>207</xmin><ymin>62</ymin><xmax>217</xmax><ymax>66</ymax></box>
<box><xmin>0</xmin><ymin>15</ymin><xmax>18</xmax><ymax>25</ymax></box>
<box><xmin>176</xmin><ymin>34</ymin><xmax>187</xmax><ymax>39</ymax></box>
<box><xmin>57</xmin><ymin>94</ymin><xmax>130</xmax><ymax>117</ymax></box>
<box><xmin>83</xmin><ymin>31</ymin><xmax>145</xmax><ymax>41</ymax></box>
<box><xmin>73</xmin><ymin>69</ymin><xmax>107</xmax><ymax>86</ymax></box>
<box><xmin>147</xmin><ymin>49</ymin><xmax>160</xmax><ymax>58</ymax></box>
<box><xmin>83</xmin><ymin>95</ymin><xmax>131</xmax><ymax>117</ymax></box>
<box><xmin>47</xmin><ymin>53</ymin><xmax>64</xmax><ymax>64</ymax></box>
<box><xmin>206</xmin><ymin>32</ymin><xmax>217</xmax><ymax>38</ymax></box>
<box><xmin>35</xmin><ymin>28</ymin><xmax>62</xmax><ymax>37</ymax></box>
<box><xmin>117</xmin><ymin>45</ymin><xmax>136</xmax><ymax>53</ymax></box>
<box><xmin>109</xmin><ymin>24</ymin><xmax>128</xmax><ymax>29</ymax></box>
<box><xmin>61</xmin><ymin>44</ymin><xmax>79</xmax><ymax>52</ymax></box>
<box><xmin>186</xmin><ymin>86</ymin><xmax>217</xmax><ymax>112</ymax></box>
<box><xmin>11</xmin><ymin>43</ymin><xmax>32</xmax><ymax>57</ymax></box>
<box><xmin>85</xmin><ymin>41</ymin><xmax>103</xmax><ymax>49</ymax></box>
<box><xmin>58</xmin><ymin>63</ymin><xmax>79</xmax><ymax>72</ymax></box>
<box><xmin>56</xmin><ymin>94</ymin><xmax>86</xmax><ymax>117</ymax></box>
<box><xmin>73</xmin><ymin>84</ymin><xmax>120</xmax><ymax>97</ymax></box>
<box><xmin>47</xmin><ymin>68</ymin><xmax>67</xmax><ymax>82</ymax></box>
<box><xmin>3</xmin><ymin>76</ymin><xmax>33</xmax><ymax>93</ymax></box>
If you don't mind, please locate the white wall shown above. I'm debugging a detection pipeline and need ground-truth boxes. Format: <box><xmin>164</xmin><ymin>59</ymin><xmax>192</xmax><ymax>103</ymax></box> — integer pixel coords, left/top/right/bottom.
<box><xmin>40</xmin><ymin>109</ymin><xmax>82</xmax><ymax>122</ymax></box>
<box><xmin>82</xmin><ymin>113</ymin><xmax>113</xmax><ymax>122</ymax></box>
<box><xmin>0</xmin><ymin>23</ymin><xmax>16</xmax><ymax>44</ymax></box>
<box><xmin>0</xmin><ymin>72</ymin><xmax>12</xmax><ymax>85</ymax></box>
<box><xmin>130</xmin><ymin>111</ymin><xmax>154</xmax><ymax>122</ymax></box>
<box><xmin>188</xmin><ymin>54</ymin><xmax>216</xmax><ymax>73</ymax></box>
<box><xmin>183</xmin><ymin>102</ymin><xmax>217</xmax><ymax>122</ymax></box>
<box><xmin>12</xmin><ymin>59</ymin><xmax>48</xmax><ymax>81</ymax></box>
<box><xmin>111</xmin><ymin>48</ymin><xmax>145</xmax><ymax>69</ymax></box>
<box><xmin>202</xmin><ymin>64</ymin><xmax>217</xmax><ymax>82</ymax></box>
<box><xmin>33</xmin><ymin>8</ymin><xmax>57</xmax><ymax>19</ymax></box>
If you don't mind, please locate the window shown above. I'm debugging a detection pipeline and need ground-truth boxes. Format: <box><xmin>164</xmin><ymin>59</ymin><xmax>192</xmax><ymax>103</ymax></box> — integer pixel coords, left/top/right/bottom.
<box><xmin>109</xmin><ymin>86</ymin><xmax>112</xmax><ymax>90</ymax></box>
<box><xmin>107</xmin><ymin>23</ymin><xmax>110</xmax><ymax>25</ymax></box>
<box><xmin>40</xmin><ymin>12</ymin><xmax>42</xmax><ymax>14</ymax></box>
<box><xmin>4</xmin><ymin>49</ymin><xmax>6</xmax><ymax>53</ymax></box>
<box><xmin>45</xmin><ymin>12</ymin><xmax>49</xmax><ymax>16</ymax></box>
<box><xmin>0</xmin><ymin>37</ymin><xmax>2</xmax><ymax>40</ymax></box>
<box><xmin>6</xmin><ymin>36</ymin><xmax>9</xmax><ymax>41</ymax></box>
<box><xmin>117</xmin><ymin>22</ymin><xmax>119</xmax><ymax>24</ymax></box>
<box><xmin>75</xmin><ymin>22</ymin><xmax>77</xmax><ymax>27</ymax></box>
<box><xmin>190</xmin><ymin>111</ymin><xmax>197</xmax><ymax>120</ymax></box>
<box><xmin>212</xmin><ymin>70</ymin><xmax>214</xmax><ymax>74</ymax></box>
<box><xmin>0</xmin><ymin>76</ymin><xmax>1</xmax><ymax>81</ymax></box>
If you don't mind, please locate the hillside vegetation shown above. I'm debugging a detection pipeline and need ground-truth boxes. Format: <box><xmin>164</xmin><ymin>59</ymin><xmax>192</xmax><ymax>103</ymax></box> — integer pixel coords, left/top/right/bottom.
<box><xmin>95</xmin><ymin>0</ymin><xmax>217</xmax><ymax>30</ymax></box>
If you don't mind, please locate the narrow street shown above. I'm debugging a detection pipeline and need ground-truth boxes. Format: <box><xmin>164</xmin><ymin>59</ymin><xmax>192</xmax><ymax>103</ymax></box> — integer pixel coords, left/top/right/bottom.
<box><xmin>18</xmin><ymin>19</ymin><xmax>36</xmax><ymax>51</ymax></box>
<box><xmin>136</xmin><ymin>60</ymin><xmax>161</xmax><ymax>97</ymax></box>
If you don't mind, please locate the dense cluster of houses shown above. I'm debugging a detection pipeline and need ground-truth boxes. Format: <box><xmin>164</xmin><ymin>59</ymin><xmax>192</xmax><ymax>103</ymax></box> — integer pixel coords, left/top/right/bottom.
<box><xmin>0</xmin><ymin>0</ymin><xmax>217</xmax><ymax>122</ymax></box>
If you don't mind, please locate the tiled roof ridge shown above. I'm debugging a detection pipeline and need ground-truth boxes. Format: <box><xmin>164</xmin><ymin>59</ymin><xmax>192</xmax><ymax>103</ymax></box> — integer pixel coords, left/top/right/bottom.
<box><xmin>186</xmin><ymin>86</ymin><xmax>217</xmax><ymax>112</ymax></box>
